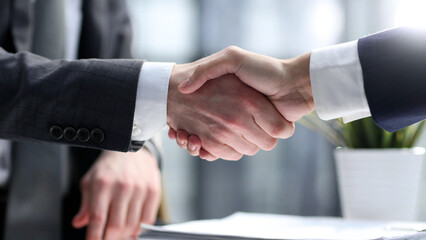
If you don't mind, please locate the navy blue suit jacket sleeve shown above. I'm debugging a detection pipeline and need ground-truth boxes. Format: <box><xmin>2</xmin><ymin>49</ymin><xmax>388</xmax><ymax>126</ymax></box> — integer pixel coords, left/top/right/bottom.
<box><xmin>358</xmin><ymin>27</ymin><xmax>426</xmax><ymax>132</ymax></box>
<box><xmin>0</xmin><ymin>48</ymin><xmax>143</xmax><ymax>152</ymax></box>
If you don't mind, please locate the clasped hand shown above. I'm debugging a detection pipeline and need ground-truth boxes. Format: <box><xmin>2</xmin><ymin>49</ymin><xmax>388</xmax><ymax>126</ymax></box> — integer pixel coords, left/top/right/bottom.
<box><xmin>167</xmin><ymin>47</ymin><xmax>314</xmax><ymax>160</ymax></box>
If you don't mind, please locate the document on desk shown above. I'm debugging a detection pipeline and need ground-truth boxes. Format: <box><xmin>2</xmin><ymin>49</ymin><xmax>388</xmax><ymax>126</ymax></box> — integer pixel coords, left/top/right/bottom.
<box><xmin>140</xmin><ymin>212</ymin><xmax>426</xmax><ymax>240</ymax></box>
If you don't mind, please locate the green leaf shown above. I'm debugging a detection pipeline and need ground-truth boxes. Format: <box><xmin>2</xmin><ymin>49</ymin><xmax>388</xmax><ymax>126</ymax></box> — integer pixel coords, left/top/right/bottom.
<box><xmin>297</xmin><ymin>115</ymin><xmax>425</xmax><ymax>149</ymax></box>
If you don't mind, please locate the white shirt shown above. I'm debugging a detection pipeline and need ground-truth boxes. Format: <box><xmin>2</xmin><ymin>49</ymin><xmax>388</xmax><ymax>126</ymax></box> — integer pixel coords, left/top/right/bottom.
<box><xmin>65</xmin><ymin>0</ymin><xmax>173</xmax><ymax>141</ymax></box>
<box><xmin>310</xmin><ymin>40</ymin><xmax>371</xmax><ymax>123</ymax></box>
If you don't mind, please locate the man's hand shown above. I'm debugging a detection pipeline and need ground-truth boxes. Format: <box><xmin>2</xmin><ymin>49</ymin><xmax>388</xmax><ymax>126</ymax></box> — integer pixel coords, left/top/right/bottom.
<box><xmin>171</xmin><ymin>47</ymin><xmax>314</xmax><ymax>157</ymax></box>
<box><xmin>72</xmin><ymin>149</ymin><xmax>161</xmax><ymax>240</ymax></box>
<box><xmin>168</xmin><ymin>62</ymin><xmax>295</xmax><ymax>161</ymax></box>
<box><xmin>179</xmin><ymin>46</ymin><xmax>314</xmax><ymax>122</ymax></box>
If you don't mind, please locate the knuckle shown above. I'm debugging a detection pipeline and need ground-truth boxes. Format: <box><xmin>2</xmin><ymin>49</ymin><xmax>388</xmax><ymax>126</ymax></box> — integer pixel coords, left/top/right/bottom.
<box><xmin>90</xmin><ymin>212</ymin><xmax>106</xmax><ymax>224</ymax></box>
<box><xmin>223</xmin><ymin>150</ymin><xmax>243</xmax><ymax>161</ymax></box>
<box><xmin>285</xmin><ymin>123</ymin><xmax>296</xmax><ymax>138</ymax></box>
<box><xmin>177</xmin><ymin>130</ymin><xmax>189</xmax><ymax>139</ymax></box>
<box><xmin>246</xmin><ymin>146</ymin><xmax>260</xmax><ymax>156</ymax></box>
<box><xmin>224</xmin><ymin>46</ymin><xmax>241</xmax><ymax>55</ymax></box>
<box><xmin>270</xmin><ymin>123</ymin><xmax>288</xmax><ymax>138</ymax></box>
<box><xmin>134</xmin><ymin>183</ymin><xmax>145</xmax><ymax>193</ymax></box>
<box><xmin>224</xmin><ymin>46</ymin><xmax>243</xmax><ymax>63</ymax></box>
<box><xmin>263</xmin><ymin>137</ymin><xmax>278</xmax><ymax>151</ymax></box>
<box><xmin>94</xmin><ymin>176</ymin><xmax>111</xmax><ymax>190</ymax></box>
<box><xmin>222</xmin><ymin>115</ymin><xmax>240</xmax><ymax>127</ymax></box>
<box><xmin>107</xmin><ymin>222</ymin><xmax>124</xmax><ymax>233</ymax></box>
<box><xmin>148</xmin><ymin>185</ymin><xmax>161</xmax><ymax>198</ymax></box>
<box><xmin>116</xmin><ymin>180</ymin><xmax>132</xmax><ymax>193</ymax></box>
<box><xmin>231</xmin><ymin>153</ymin><xmax>243</xmax><ymax>161</ymax></box>
<box><xmin>80</xmin><ymin>177</ymin><xmax>90</xmax><ymax>190</ymax></box>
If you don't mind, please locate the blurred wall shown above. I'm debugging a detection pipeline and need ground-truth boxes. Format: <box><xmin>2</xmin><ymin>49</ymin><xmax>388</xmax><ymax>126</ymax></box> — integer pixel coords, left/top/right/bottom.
<box><xmin>126</xmin><ymin>0</ymin><xmax>426</xmax><ymax>223</ymax></box>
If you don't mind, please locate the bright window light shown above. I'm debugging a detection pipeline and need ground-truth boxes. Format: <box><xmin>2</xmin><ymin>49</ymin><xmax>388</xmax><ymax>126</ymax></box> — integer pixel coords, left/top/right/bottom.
<box><xmin>394</xmin><ymin>0</ymin><xmax>426</xmax><ymax>29</ymax></box>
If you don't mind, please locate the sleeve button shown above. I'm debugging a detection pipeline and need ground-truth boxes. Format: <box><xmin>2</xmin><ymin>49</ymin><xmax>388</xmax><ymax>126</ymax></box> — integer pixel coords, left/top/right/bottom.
<box><xmin>50</xmin><ymin>125</ymin><xmax>63</xmax><ymax>140</ymax></box>
<box><xmin>91</xmin><ymin>128</ymin><xmax>104</xmax><ymax>143</ymax></box>
<box><xmin>63</xmin><ymin>127</ymin><xmax>77</xmax><ymax>142</ymax></box>
<box><xmin>77</xmin><ymin>128</ymin><xmax>90</xmax><ymax>142</ymax></box>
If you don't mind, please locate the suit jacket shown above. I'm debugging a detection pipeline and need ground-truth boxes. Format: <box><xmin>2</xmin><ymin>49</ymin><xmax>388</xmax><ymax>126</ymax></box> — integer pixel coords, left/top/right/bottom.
<box><xmin>0</xmin><ymin>0</ymin><xmax>150</xmax><ymax>239</ymax></box>
<box><xmin>0</xmin><ymin>0</ymin><xmax>143</xmax><ymax>152</ymax></box>
<box><xmin>358</xmin><ymin>27</ymin><xmax>426</xmax><ymax>132</ymax></box>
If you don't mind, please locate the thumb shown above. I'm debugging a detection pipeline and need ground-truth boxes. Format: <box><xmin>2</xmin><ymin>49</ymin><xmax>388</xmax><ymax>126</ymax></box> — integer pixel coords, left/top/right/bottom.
<box><xmin>178</xmin><ymin>75</ymin><xmax>209</xmax><ymax>94</ymax></box>
<box><xmin>179</xmin><ymin>54</ymin><xmax>238</xmax><ymax>94</ymax></box>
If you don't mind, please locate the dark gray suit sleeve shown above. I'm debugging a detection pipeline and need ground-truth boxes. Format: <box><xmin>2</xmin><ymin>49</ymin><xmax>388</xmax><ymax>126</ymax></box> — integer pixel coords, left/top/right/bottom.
<box><xmin>0</xmin><ymin>48</ymin><xmax>143</xmax><ymax>152</ymax></box>
<box><xmin>359</xmin><ymin>27</ymin><xmax>426</xmax><ymax>132</ymax></box>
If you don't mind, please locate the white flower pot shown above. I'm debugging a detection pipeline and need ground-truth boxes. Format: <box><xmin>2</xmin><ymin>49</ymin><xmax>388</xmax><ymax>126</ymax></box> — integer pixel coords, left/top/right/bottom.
<box><xmin>335</xmin><ymin>147</ymin><xmax>426</xmax><ymax>221</ymax></box>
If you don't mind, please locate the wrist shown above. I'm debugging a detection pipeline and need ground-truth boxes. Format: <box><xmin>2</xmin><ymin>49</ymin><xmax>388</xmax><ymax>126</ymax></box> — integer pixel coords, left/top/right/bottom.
<box><xmin>286</xmin><ymin>52</ymin><xmax>314</xmax><ymax>112</ymax></box>
<box><xmin>272</xmin><ymin>53</ymin><xmax>314</xmax><ymax>121</ymax></box>
<box><xmin>291</xmin><ymin>52</ymin><xmax>311</xmax><ymax>84</ymax></box>
<box><xmin>167</xmin><ymin>64</ymin><xmax>189</xmax><ymax>127</ymax></box>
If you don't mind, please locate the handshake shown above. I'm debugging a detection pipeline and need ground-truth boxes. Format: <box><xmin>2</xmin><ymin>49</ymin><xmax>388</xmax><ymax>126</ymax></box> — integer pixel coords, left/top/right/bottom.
<box><xmin>166</xmin><ymin>47</ymin><xmax>314</xmax><ymax>161</ymax></box>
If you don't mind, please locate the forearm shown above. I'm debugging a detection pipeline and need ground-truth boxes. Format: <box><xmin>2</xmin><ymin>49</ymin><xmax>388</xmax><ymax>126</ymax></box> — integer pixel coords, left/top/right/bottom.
<box><xmin>0</xmin><ymin>48</ymin><xmax>142</xmax><ymax>151</ymax></box>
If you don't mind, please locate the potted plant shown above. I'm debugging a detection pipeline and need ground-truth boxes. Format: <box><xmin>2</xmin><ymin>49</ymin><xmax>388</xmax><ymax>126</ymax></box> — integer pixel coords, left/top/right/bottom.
<box><xmin>298</xmin><ymin>113</ymin><xmax>426</xmax><ymax>221</ymax></box>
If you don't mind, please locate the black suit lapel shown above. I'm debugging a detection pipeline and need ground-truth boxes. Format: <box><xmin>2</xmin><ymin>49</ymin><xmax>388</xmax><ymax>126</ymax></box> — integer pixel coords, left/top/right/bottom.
<box><xmin>11</xmin><ymin>0</ymin><xmax>35</xmax><ymax>52</ymax></box>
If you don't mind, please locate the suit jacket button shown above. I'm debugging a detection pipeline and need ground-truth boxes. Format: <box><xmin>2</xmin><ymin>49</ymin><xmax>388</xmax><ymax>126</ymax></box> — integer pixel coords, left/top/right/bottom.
<box><xmin>50</xmin><ymin>126</ymin><xmax>63</xmax><ymax>140</ymax></box>
<box><xmin>63</xmin><ymin>127</ymin><xmax>77</xmax><ymax>142</ymax></box>
<box><xmin>91</xmin><ymin>128</ymin><xmax>104</xmax><ymax>143</ymax></box>
<box><xmin>77</xmin><ymin>128</ymin><xmax>90</xmax><ymax>142</ymax></box>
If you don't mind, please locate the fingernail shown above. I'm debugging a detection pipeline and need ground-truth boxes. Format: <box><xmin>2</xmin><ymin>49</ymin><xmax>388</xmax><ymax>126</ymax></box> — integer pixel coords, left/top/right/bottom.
<box><xmin>179</xmin><ymin>80</ymin><xmax>190</xmax><ymax>89</ymax></box>
<box><xmin>189</xmin><ymin>144</ymin><xmax>196</xmax><ymax>151</ymax></box>
<box><xmin>179</xmin><ymin>140</ymin><xmax>186</xmax><ymax>145</ymax></box>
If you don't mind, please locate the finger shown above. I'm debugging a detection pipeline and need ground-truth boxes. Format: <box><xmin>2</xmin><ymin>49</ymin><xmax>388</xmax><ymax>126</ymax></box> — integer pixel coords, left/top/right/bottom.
<box><xmin>104</xmin><ymin>185</ymin><xmax>133</xmax><ymax>240</ymax></box>
<box><xmin>176</xmin><ymin>130</ymin><xmax>189</xmax><ymax>150</ymax></box>
<box><xmin>126</xmin><ymin>190</ymin><xmax>145</xmax><ymax>238</ymax></box>
<box><xmin>72</xmin><ymin>179</ymin><xmax>90</xmax><ymax>229</ymax></box>
<box><xmin>207</xmin><ymin>123</ymin><xmax>259</xmax><ymax>156</ymax></box>
<box><xmin>140</xmin><ymin>187</ymin><xmax>161</xmax><ymax>225</ymax></box>
<box><xmin>179</xmin><ymin>47</ymin><xmax>242</xmax><ymax>94</ymax></box>
<box><xmin>208</xmin><ymin>130</ymin><xmax>259</xmax><ymax>157</ymax></box>
<box><xmin>187</xmin><ymin>135</ymin><xmax>201</xmax><ymax>156</ymax></box>
<box><xmin>201</xmin><ymin>139</ymin><xmax>243</xmax><ymax>161</ymax></box>
<box><xmin>86</xmin><ymin>179</ymin><xmax>112</xmax><ymax>240</ymax></box>
<box><xmin>199</xmin><ymin>148</ymin><xmax>218</xmax><ymax>161</ymax></box>
<box><xmin>240</xmin><ymin>121</ymin><xmax>278</xmax><ymax>151</ymax></box>
<box><xmin>168</xmin><ymin>128</ymin><xmax>177</xmax><ymax>140</ymax></box>
<box><xmin>223</xmin><ymin>131</ymin><xmax>259</xmax><ymax>156</ymax></box>
<box><xmin>251</xmin><ymin>98</ymin><xmax>295</xmax><ymax>139</ymax></box>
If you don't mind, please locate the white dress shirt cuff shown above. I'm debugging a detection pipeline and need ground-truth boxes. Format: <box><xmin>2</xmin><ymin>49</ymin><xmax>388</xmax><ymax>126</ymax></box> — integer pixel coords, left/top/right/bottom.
<box><xmin>310</xmin><ymin>40</ymin><xmax>371</xmax><ymax>123</ymax></box>
<box><xmin>132</xmin><ymin>62</ymin><xmax>175</xmax><ymax>141</ymax></box>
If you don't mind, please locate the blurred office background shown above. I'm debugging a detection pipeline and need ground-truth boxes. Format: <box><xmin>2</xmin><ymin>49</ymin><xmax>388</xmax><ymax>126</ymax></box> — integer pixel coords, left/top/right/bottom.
<box><xmin>126</xmin><ymin>0</ymin><xmax>426</xmax><ymax>223</ymax></box>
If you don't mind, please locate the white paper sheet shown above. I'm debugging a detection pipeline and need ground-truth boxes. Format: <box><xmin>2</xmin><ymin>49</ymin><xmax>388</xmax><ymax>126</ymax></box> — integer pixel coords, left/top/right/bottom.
<box><xmin>141</xmin><ymin>212</ymin><xmax>426</xmax><ymax>240</ymax></box>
